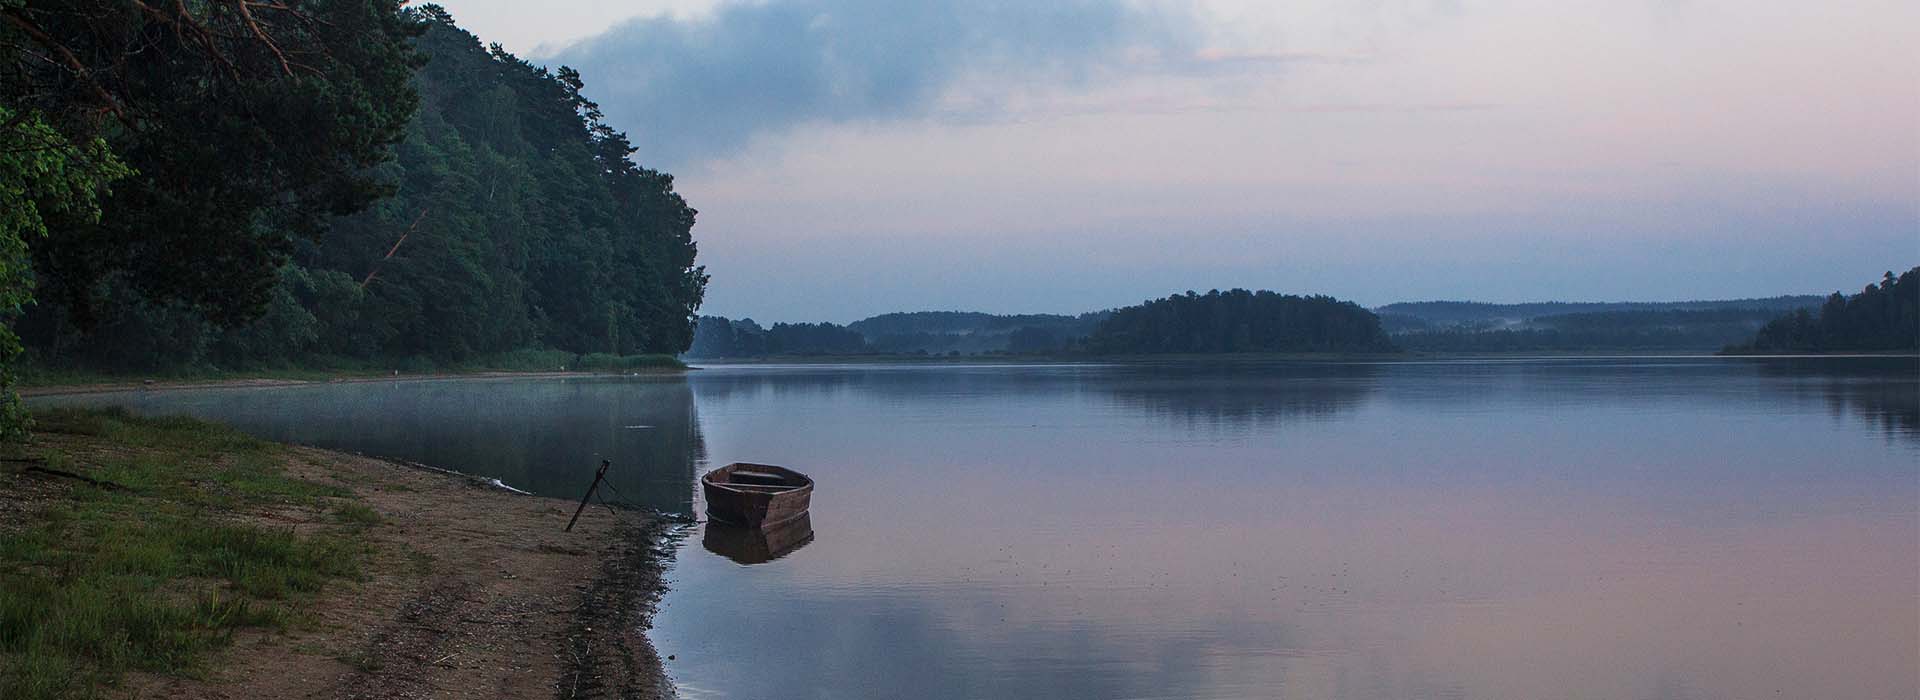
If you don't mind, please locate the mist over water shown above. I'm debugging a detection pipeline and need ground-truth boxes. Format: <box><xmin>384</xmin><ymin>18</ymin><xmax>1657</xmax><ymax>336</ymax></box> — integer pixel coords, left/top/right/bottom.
<box><xmin>38</xmin><ymin>377</ymin><xmax>708</xmax><ymax>514</ymax></box>
<box><xmin>36</xmin><ymin>357</ymin><xmax>1919</xmax><ymax>699</ymax></box>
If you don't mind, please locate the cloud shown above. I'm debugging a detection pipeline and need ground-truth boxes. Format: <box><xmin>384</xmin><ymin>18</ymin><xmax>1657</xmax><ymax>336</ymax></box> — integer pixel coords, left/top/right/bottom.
<box><xmin>547</xmin><ymin>0</ymin><xmax>1196</xmax><ymax>168</ymax></box>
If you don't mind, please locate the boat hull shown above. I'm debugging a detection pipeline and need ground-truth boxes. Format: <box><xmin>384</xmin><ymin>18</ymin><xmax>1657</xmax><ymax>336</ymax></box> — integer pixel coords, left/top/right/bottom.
<box><xmin>701</xmin><ymin>463</ymin><xmax>814</xmax><ymax>528</ymax></box>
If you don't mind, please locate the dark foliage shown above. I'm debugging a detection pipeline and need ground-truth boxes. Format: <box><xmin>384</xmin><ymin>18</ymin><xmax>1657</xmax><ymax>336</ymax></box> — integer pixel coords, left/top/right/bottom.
<box><xmin>1006</xmin><ymin>326</ymin><xmax>1062</xmax><ymax>353</ymax></box>
<box><xmin>302</xmin><ymin>13</ymin><xmax>705</xmax><ymax>360</ymax></box>
<box><xmin>847</xmin><ymin>311</ymin><xmax>1107</xmax><ymax>338</ymax></box>
<box><xmin>688</xmin><ymin>310</ymin><xmax>1111</xmax><ymax>357</ymax></box>
<box><xmin>687</xmin><ymin>316</ymin><xmax>768</xmax><ymax>358</ymax></box>
<box><xmin>764</xmin><ymin>322</ymin><xmax>867</xmax><ymax>356</ymax></box>
<box><xmin>688</xmin><ymin>318</ymin><xmax>867</xmax><ymax>357</ymax></box>
<box><xmin>1086</xmin><ymin>289</ymin><xmax>1395</xmax><ymax>354</ymax></box>
<box><xmin>1395</xmin><ymin>308</ymin><xmax>1793</xmax><ymax>352</ymax></box>
<box><xmin>1377</xmin><ymin>296</ymin><xmax>1823</xmax><ymax>326</ymax></box>
<box><xmin>3</xmin><ymin>0</ymin><xmax>425</xmax><ymax>327</ymax></box>
<box><xmin>13</xmin><ymin>7</ymin><xmax>706</xmax><ymax>371</ymax></box>
<box><xmin>1728</xmin><ymin>268</ymin><xmax>1918</xmax><ymax>353</ymax></box>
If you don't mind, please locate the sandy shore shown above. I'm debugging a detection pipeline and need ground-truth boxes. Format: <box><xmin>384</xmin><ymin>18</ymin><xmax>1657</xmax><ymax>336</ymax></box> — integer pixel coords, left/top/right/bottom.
<box><xmin>3</xmin><ymin>426</ymin><xmax>677</xmax><ymax>699</ymax></box>
<box><xmin>176</xmin><ymin>448</ymin><xmax>676</xmax><ymax>699</ymax></box>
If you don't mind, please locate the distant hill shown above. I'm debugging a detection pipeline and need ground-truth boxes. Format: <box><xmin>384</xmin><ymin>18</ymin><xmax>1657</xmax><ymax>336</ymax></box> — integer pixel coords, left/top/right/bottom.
<box><xmin>686</xmin><ymin>292</ymin><xmax>1864</xmax><ymax>358</ymax></box>
<box><xmin>848</xmin><ymin>311</ymin><xmax>1109</xmax><ymax>354</ymax></box>
<box><xmin>685</xmin><ymin>310</ymin><xmax>1111</xmax><ymax>357</ymax></box>
<box><xmin>1086</xmin><ymin>289</ymin><xmax>1395</xmax><ymax>354</ymax></box>
<box><xmin>1392</xmin><ymin>309</ymin><xmax>1794</xmax><ymax>352</ymax></box>
<box><xmin>1376</xmin><ymin>296</ymin><xmax>1823</xmax><ymax>327</ymax></box>
<box><xmin>847</xmin><ymin>311</ymin><xmax>1105</xmax><ymax>337</ymax></box>
<box><xmin>1377</xmin><ymin>296</ymin><xmax>1831</xmax><ymax>352</ymax></box>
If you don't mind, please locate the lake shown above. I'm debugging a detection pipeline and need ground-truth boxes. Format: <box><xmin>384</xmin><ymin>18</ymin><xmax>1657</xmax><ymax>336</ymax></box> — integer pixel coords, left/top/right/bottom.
<box><xmin>35</xmin><ymin>357</ymin><xmax>1918</xmax><ymax>699</ymax></box>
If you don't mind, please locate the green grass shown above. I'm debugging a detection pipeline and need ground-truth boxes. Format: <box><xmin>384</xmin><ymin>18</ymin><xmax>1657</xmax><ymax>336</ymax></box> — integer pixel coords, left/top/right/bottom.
<box><xmin>0</xmin><ymin>408</ymin><xmax>372</xmax><ymax>699</ymax></box>
<box><xmin>467</xmin><ymin>348</ymin><xmax>579</xmax><ymax>372</ymax></box>
<box><xmin>572</xmin><ymin>353</ymin><xmax>685</xmax><ymax>371</ymax></box>
<box><xmin>332</xmin><ymin>503</ymin><xmax>383</xmax><ymax>527</ymax></box>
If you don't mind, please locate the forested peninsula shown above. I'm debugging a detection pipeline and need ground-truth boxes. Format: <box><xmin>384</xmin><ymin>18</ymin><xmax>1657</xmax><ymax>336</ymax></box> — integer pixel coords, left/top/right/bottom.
<box><xmin>1723</xmin><ymin>268</ymin><xmax>1918</xmax><ymax>354</ymax></box>
<box><xmin>1</xmin><ymin>4</ymin><xmax>705</xmax><ymax>424</ymax></box>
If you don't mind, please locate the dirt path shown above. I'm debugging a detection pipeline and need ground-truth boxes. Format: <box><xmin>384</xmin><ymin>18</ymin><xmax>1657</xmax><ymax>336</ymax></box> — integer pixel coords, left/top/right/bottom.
<box><xmin>128</xmin><ymin>447</ymin><xmax>678</xmax><ymax>700</ymax></box>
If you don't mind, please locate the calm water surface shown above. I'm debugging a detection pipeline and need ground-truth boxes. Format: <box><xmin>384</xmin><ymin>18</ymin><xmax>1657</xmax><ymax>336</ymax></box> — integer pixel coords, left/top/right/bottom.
<box><xmin>37</xmin><ymin>357</ymin><xmax>1919</xmax><ymax>699</ymax></box>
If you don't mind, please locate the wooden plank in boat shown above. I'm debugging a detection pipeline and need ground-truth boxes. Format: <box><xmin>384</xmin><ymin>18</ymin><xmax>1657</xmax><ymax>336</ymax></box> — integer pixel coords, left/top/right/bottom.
<box><xmin>730</xmin><ymin>470</ymin><xmax>788</xmax><ymax>485</ymax></box>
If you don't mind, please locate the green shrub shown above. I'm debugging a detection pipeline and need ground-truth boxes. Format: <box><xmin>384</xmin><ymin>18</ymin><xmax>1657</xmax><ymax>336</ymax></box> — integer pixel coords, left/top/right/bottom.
<box><xmin>573</xmin><ymin>353</ymin><xmax>684</xmax><ymax>372</ymax></box>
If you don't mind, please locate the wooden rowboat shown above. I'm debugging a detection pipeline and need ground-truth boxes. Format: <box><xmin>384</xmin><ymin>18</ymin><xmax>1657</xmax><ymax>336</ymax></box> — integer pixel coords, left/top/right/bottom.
<box><xmin>701</xmin><ymin>463</ymin><xmax>813</xmax><ymax>528</ymax></box>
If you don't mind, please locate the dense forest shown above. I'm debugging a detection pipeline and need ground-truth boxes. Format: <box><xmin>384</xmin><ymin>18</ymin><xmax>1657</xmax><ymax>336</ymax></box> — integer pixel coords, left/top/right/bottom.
<box><xmin>0</xmin><ymin>3</ymin><xmax>705</xmax><ymax>401</ymax></box>
<box><xmin>1084</xmin><ymin>289</ymin><xmax>1395</xmax><ymax>354</ymax></box>
<box><xmin>1725</xmin><ymin>268</ymin><xmax>1918</xmax><ymax>353</ymax></box>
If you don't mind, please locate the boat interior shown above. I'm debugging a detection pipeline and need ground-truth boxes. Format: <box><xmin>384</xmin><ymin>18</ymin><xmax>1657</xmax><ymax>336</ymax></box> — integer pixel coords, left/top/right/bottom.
<box><xmin>709</xmin><ymin>465</ymin><xmax>809</xmax><ymax>491</ymax></box>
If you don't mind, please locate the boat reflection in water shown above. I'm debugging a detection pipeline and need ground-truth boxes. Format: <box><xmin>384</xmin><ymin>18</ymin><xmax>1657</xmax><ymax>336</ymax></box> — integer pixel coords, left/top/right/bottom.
<box><xmin>702</xmin><ymin>513</ymin><xmax>815</xmax><ymax>565</ymax></box>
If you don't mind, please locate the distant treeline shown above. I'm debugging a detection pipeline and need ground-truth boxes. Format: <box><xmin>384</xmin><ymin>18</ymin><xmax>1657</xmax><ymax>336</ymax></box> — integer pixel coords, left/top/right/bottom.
<box><xmin>690</xmin><ymin>273</ymin><xmax>1916</xmax><ymax>360</ymax></box>
<box><xmin>7</xmin><ymin>7</ymin><xmax>705</xmax><ymax>379</ymax></box>
<box><xmin>1393</xmin><ymin>308</ymin><xmax>1796</xmax><ymax>352</ymax></box>
<box><xmin>1085</xmin><ymin>290</ymin><xmax>1394</xmax><ymax>354</ymax></box>
<box><xmin>688</xmin><ymin>290</ymin><xmax>1392</xmax><ymax>357</ymax></box>
<box><xmin>1725</xmin><ymin>268</ymin><xmax>1917</xmax><ymax>354</ymax></box>
<box><xmin>1377</xmin><ymin>296</ymin><xmax>1823</xmax><ymax>326</ymax></box>
<box><xmin>687</xmin><ymin>311</ymin><xmax>1108</xmax><ymax>357</ymax></box>
<box><xmin>1384</xmin><ymin>272</ymin><xmax>1918</xmax><ymax>354</ymax></box>
<box><xmin>852</xmin><ymin>311</ymin><xmax>1108</xmax><ymax>354</ymax></box>
<box><xmin>688</xmin><ymin>318</ymin><xmax>866</xmax><ymax>357</ymax></box>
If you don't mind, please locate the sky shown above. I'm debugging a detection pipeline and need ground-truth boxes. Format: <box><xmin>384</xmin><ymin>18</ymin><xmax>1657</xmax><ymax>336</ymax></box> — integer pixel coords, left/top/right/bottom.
<box><xmin>436</xmin><ymin>0</ymin><xmax>1917</xmax><ymax>323</ymax></box>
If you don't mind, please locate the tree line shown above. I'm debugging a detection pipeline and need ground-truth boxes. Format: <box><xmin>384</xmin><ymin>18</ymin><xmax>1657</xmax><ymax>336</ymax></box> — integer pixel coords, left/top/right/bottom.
<box><xmin>687</xmin><ymin>318</ymin><xmax>879</xmax><ymax>357</ymax></box>
<box><xmin>689</xmin><ymin>290</ymin><xmax>1396</xmax><ymax>358</ymax></box>
<box><xmin>1376</xmin><ymin>296</ymin><xmax>1823</xmax><ymax>326</ymax></box>
<box><xmin>690</xmin><ymin>270</ymin><xmax>1919</xmax><ymax>360</ymax></box>
<box><xmin>1724</xmin><ymin>268</ymin><xmax>1917</xmax><ymax>354</ymax></box>
<box><xmin>0</xmin><ymin>3</ymin><xmax>706</xmax><ymax>425</ymax></box>
<box><xmin>1391</xmin><ymin>308</ymin><xmax>1795</xmax><ymax>352</ymax></box>
<box><xmin>1084</xmin><ymin>289</ymin><xmax>1395</xmax><ymax>354</ymax></box>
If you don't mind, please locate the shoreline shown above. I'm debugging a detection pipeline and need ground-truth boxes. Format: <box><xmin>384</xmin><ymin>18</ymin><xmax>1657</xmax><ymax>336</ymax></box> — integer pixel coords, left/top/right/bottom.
<box><xmin>0</xmin><ymin>409</ymin><xmax>677</xmax><ymax>699</ymax></box>
<box><xmin>18</xmin><ymin>367</ymin><xmax>689</xmax><ymax>398</ymax></box>
<box><xmin>19</xmin><ymin>351</ymin><xmax>1916</xmax><ymax>399</ymax></box>
<box><xmin>687</xmin><ymin>350</ymin><xmax>1919</xmax><ymax>365</ymax></box>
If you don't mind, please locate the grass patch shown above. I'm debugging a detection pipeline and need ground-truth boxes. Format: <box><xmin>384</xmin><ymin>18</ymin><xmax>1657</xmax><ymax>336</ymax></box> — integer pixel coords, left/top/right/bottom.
<box><xmin>572</xmin><ymin>353</ymin><xmax>685</xmax><ymax>372</ymax></box>
<box><xmin>0</xmin><ymin>408</ymin><xmax>374</xmax><ymax>700</ymax></box>
<box><xmin>469</xmin><ymin>348</ymin><xmax>578</xmax><ymax>372</ymax></box>
<box><xmin>333</xmin><ymin>503</ymin><xmax>383</xmax><ymax>527</ymax></box>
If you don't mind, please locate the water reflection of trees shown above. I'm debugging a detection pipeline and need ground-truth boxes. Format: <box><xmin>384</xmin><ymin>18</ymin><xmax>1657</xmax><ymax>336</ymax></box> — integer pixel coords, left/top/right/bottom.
<box><xmin>1753</xmin><ymin>357</ymin><xmax>1919</xmax><ymax>442</ymax></box>
<box><xmin>1359</xmin><ymin>357</ymin><xmax>1918</xmax><ymax>444</ymax></box>
<box><xmin>48</xmin><ymin>376</ymin><xmax>707</xmax><ymax>515</ymax></box>
<box><xmin>690</xmin><ymin>364</ymin><xmax>1106</xmax><ymax>403</ymax></box>
<box><xmin>1093</xmin><ymin>362</ymin><xmax>1380</xmax><ymax>432</ymax></box>
<box><xmin>690</xmin><ymin>362</ymin><xmax>1383</xmax><ymax>433</ymax></box>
